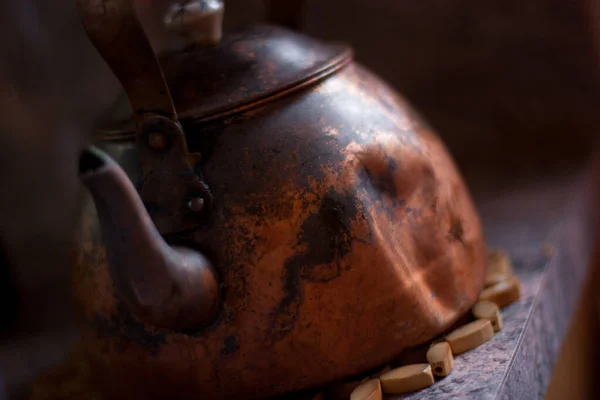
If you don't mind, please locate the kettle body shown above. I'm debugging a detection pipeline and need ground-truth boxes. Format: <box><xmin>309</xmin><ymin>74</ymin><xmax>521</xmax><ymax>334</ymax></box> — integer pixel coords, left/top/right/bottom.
<box><xmin>74</xmin><ymin>59</ymin><xmax>485</xmax><ymax>399</ymax></box>
<box><xmin>70</xmin><ymin>1</ymin><xmax>486</xmax><ymax>398</ymax></box>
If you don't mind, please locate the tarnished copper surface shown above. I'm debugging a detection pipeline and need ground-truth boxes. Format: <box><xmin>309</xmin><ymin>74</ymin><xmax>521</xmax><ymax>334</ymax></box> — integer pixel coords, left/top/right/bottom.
<box><xmin>94</xmin><ymin>25</ymin><xmax>352</xmax><ymax>138</ymax></box>
<box><xmin>72</xmin><ymin>61</ymin><xmax>486</xmax><ymax>399</ymax></box>
<box><xmin>160</xmin><ymin>25</ymin><xmax>351</xmax><ymax>122</ymax></box>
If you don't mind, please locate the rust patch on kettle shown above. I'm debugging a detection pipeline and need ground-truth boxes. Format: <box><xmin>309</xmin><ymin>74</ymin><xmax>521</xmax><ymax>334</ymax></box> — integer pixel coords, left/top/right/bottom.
<box><xmin>267</xmin><ymin>190</ymin><xmax>358</xmax><ymax>341</ymax></box>
<box><xmin>220</xmin><ymin>335</ymin><xmax>240</xmax><ymax>357</ymax></box>
<box><xmin>361</xmin><ymin>156</ymin><xmax>399</xmax><ymax>198</ymax></box>
<box><xmin>89</xmin><ymin>302</ymin><xmax>167</xmax><ymax>356</ymax></box>
<box><xmin>448</xmin><ymin>216</ymin><xmax>465</xmax><ymax>243</ymax></box>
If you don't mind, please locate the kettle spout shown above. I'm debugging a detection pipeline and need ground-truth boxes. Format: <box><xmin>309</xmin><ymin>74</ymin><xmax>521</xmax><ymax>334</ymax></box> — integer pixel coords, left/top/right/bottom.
<box><xmin>78</xmin><ymin>147</ymin><xmax>221</xmax><ymax>331</ymax></box>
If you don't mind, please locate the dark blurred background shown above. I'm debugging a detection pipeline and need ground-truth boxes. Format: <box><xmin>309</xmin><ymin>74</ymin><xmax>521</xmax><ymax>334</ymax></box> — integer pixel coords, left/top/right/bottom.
<box><xmin>0</xmin><ymin>0</ymin><xmax>599</xmax><ymax>398</ymax></box>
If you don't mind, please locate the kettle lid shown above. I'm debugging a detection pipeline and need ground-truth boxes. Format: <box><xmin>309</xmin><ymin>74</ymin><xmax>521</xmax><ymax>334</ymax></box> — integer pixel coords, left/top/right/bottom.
<box><xmin>96</xmin><ymin>25</ymin><xmax>352</xmax><ymax>140</ymax></box>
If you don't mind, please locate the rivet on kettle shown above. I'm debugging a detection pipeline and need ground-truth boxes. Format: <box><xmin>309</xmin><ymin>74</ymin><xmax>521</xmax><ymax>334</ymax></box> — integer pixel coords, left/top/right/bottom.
<box><xmin>188</xmin><ymin>197</ymin><xmax>205</xmax><ymax>213</ymax></box>
<box><xmin>148</xmin><ymin>131</ymin><xmax>168</xmax><ymax>151</ymax></box>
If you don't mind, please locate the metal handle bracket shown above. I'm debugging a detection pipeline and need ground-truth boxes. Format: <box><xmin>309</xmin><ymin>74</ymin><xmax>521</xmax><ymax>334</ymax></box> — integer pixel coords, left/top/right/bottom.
<box><xmin>76</xmin><ymin>0</ymin><xmax>212</xmax><ymax>234</ymax></box>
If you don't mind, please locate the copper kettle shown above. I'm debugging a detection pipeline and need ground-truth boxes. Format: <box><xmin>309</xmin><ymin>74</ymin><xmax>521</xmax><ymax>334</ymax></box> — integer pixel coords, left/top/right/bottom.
<box><xmin>72</xmin><ymin>1</ymin><xmax>486</xmax><ymax>399</ymax></box>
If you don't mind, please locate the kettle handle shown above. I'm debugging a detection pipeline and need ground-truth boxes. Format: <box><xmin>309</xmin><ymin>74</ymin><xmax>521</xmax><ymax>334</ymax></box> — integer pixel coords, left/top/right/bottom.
<box><xmin>76</xmin><ymin>0</ymin><xmax>213</xmax><ymax>235</ymax></box>
<box><xmin>75</xmin><ymin>0</ymin><xmax>177</xmax><ymax>120</ymax></box>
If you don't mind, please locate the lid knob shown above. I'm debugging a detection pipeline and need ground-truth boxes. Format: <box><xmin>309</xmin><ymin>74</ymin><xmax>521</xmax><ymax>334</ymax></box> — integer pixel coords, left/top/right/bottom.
<box><xmin>164</xmin><ymin>0</ymin><xmax>225</xmax><ymax>45</ymax></box>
